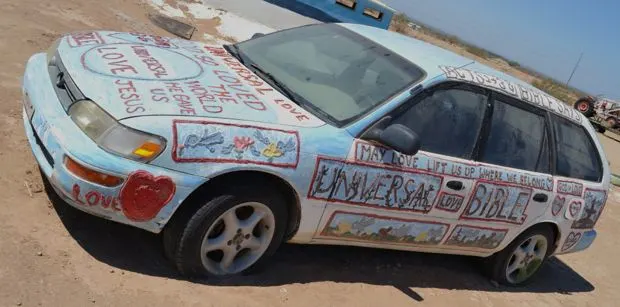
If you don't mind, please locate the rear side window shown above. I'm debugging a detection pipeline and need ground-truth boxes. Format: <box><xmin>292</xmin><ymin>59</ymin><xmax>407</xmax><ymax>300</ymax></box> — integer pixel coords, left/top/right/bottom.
<box><xmin>552</xmin><ymin>116</ymin><xmax>602</xmax><ymax>181</ymax></box>
<box><xmin>480</xmin><ymin>98</ymin><xmax>550</xmax><ymax>173</ymax></box>
<box><xmin>392</xmin><ymin>87</ymin><xmax>488</xmax><ymax>159</ymax></box>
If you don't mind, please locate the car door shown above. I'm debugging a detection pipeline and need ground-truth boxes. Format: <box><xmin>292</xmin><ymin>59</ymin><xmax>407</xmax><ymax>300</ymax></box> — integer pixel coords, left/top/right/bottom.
<box><xmin>453</xmin><ymin>92</ymin><xmax>555</xmax><ymax>251</ymax></box>
<box><xmin>310</xmin><ymin>82</ymin><xmax>492</xmax><ymax>251</ymax></box>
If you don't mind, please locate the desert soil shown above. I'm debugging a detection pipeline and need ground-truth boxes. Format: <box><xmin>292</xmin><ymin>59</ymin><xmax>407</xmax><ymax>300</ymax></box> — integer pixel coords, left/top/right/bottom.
<box><xmin>0</xmin><ymin>0</ymin><xmax>619</xmax><ymax>306</ymax></box>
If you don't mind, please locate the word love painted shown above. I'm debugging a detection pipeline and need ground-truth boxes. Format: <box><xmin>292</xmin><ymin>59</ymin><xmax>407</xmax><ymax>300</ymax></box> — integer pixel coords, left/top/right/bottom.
<box><xmin>320</xmin><ymin>211</ymin><xmax>449</xmax><ymax>246</ymax></box>
<box><xmin>308</xmin><ymin>157</ymin><xmax>442</xmax><ymax>212</ymax></box>
<box><xmin>460</xmin><ymin>182</ymin><xmax>532</xmax><ymax>225</ymax></box>
<box><xmin>355</xmin><ymin>141</ymin><xmax>553</xmax><ymax>191</ymax></box>
<box><xmin>82</xmin><ymin>43</ymin><xmax>203</xmax><ymax>81</ymax></box>
<box><xmin>72</xmin><ymin>184</ymin><xmax>121</xmax><ymax>212</ymax></box>
<box><xmin>439</xmin><ymin>65</ymin><xmax>581</xmax><ymax>123</ymax></box>
<box><xmin>435</xmin><ymin>192</ymin><xmax>465</xmax><ymax>212</ymax></box>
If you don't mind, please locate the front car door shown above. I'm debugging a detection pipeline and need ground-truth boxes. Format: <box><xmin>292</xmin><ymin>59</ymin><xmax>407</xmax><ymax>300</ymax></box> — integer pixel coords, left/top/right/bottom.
<box><xmin>309</xmin><ymin>82</ymin><xmax>493</xmax><ymax>253</ymax></box>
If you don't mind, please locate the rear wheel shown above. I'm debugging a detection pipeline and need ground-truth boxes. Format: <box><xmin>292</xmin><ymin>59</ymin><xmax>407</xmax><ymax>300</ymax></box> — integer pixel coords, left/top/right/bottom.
<box><xmin>574</xmin><ymin>98</ymin><xmax>595</xmax><ymax>117</ymax></box>
<box><xmin>487</xmin><ymin>225</ymin><xmax>554</xmax><ymax>286</ymax></box>
<box><xmin>606</xmin><ymin>117</ymin><xmax>618</xmax><ymax>129</ymax></box>
<box><xmin>163</xmin><ymin>183</ymin><xmax>288</xmax><ymax>277</ymax></box>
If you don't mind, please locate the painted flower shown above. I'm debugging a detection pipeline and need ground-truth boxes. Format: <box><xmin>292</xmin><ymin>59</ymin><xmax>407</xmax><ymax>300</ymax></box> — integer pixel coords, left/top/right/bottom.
<box><xmin>262</xmin><ymin>143</ymin><xmax>284</xmax><ymax>158</ymax></box>
<box><xmin>233</xmin><ymin>136</ymin><xmax>254</xmax><ymax>152</ymax></box>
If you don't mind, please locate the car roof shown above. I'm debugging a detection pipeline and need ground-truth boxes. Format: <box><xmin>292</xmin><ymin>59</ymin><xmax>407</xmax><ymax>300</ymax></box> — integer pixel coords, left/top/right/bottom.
<box><xmin>339</xmin><ymin>23</ymin><xmax>584</xmax><ymax>124</ymax></box>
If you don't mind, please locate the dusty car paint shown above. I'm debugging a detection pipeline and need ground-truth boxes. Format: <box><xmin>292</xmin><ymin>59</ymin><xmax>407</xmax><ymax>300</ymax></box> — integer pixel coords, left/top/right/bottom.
<box><xmin>23</xmin><ymin>25</ymin><xmax>609</xmax><ymax>260</ymax></box>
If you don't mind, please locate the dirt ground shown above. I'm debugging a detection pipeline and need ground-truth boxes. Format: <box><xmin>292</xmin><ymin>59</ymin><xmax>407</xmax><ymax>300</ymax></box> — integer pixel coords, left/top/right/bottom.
<box><xmin>1</xmin><ymin>0</ymin><xmax>620</xmax><ymax>306</ymax></box>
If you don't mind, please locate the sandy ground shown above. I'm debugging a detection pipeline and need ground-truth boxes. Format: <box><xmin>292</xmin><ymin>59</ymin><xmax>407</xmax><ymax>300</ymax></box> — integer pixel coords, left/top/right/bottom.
<box><xmin>1</xmin><ymin>0</ymin><xmax>620</xmax><ymax>306</ymax></box>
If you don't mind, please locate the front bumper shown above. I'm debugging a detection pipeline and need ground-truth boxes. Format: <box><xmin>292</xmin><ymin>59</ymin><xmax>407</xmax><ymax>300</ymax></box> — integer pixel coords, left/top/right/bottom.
<box><xmin>22</xmin><ymin>53</ymin><xmax>205</xmax><ymax>233</ymax></box>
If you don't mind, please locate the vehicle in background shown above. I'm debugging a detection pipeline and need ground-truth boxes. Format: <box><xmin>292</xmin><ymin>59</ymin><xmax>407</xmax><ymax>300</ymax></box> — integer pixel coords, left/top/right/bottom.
<box><xmin>574</xmin><ymin>96</ymin><xmax>620</xmax><ymax>133</ymax></box>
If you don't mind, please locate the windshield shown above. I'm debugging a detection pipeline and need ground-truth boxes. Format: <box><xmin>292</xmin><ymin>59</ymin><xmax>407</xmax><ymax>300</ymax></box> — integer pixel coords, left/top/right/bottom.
<box><xmin>235</xmin><ymin>24</ymin><xmax>425</xmax><ymax>126</ymax></box>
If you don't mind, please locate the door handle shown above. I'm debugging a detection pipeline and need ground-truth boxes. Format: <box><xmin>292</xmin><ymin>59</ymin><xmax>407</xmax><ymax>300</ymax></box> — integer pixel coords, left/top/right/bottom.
<box><xmin>533</xmin><ymin>193</ymin><xmax>548</xmax><ymax>202</ymax></box>
<box><xmin>446</xmin><ymin>180</ymin><xmax>464</xmax><ymax>191</ymax></box>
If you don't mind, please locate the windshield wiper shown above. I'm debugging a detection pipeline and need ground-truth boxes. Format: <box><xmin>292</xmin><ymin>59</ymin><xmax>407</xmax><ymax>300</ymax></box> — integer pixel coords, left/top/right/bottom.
<box><xmin>224</xmin><ymin>44</ymin><xmax>245</xmax><ymax>64</ymax></box>
<box><xmin>250</xmin><ymin>63</ymin><xmax>303</xmax><ymax>104</ymax></box>
<box><xmin>249</xmin><ymin>63</ymin><xmax>333</xmax><ymax>121</ymax></box>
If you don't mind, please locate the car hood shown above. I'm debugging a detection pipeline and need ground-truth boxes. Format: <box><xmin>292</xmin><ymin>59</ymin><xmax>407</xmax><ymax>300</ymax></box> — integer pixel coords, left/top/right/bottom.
<box><xmin>56</xmin><ymin>31</ymin><xmax>325</xmax><ymax>128</ymax></box>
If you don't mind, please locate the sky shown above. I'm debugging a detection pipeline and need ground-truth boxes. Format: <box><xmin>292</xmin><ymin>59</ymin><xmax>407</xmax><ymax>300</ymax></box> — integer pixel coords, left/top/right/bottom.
<box><xmin>382</xmin><ymin>0</ymin><xmax>620</xmax><ymax>100</ymax></box>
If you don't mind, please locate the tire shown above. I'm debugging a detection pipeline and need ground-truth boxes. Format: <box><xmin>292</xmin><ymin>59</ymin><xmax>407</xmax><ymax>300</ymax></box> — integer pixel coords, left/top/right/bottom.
<box><xmin>595</xmin><ymin>124</ymin><xmax>606</xmax><ymax>133</ymax></box>
<box><xmin>606</xmin><ymin>117</ymin><xmax>618</xmax><ymax>129</ymax></box>
<box><xmin>487</xmin><ymin>225</ymin><xmax>554</xmax><ymax>286</ymax></box>
<box><xmin>164</xmin><ymin>183</ymin><xmax>288</xmax><ymax>278</ymax></box>
<box><xmin>574</xmin><ymin>98</ymin><xmax>595</xmax><ymax>117</ymax></box>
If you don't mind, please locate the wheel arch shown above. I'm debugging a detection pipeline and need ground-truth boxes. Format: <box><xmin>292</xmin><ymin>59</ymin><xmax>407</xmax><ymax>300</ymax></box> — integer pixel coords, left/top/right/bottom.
<box><xmin>511</xmin><ymin>221</ymin><xmax>561</xmax><ymax>254</ymax></box>
<box><xmin>164</xmin><ymin>169</ymin><xmax>303</xmax><ymax>241</ymax></box>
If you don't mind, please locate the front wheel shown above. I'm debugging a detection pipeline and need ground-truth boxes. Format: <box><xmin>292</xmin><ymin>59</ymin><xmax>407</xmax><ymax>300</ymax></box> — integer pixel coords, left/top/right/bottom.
<box><xmin>164</xmin><ymin>184</ymin><xmax>288</xmax><ymax>277</ymax></box>
<box><xmin>487</xmin><ymin>225</ymin><xmax>554</xmax><ymax>286</ymax></box>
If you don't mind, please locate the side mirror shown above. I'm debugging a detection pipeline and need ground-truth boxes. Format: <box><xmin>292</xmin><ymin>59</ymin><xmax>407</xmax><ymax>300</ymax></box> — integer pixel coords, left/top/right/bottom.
<box><xmin>377</xmin><ymin>124</ymin><xmax>421</xmax><ymax>155</ymax></box>
<box><xmin>252</xmin><ymin>33</ymin><xmax>265</xmax><ymax>39</ymax></box>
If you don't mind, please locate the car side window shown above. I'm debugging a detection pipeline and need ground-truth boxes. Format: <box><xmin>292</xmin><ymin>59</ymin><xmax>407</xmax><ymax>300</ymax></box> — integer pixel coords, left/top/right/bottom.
<box><xmin>392</xmin><ymin>86</ymin><xmax>488</xmax><ymax>159</ymax></box>
<box><xmin>479</xmin><ymin>98</ymin><xmax>550</xmax><ymax>173</ymax></box>
<box><xmin>551</xmin><ymin>116</ymin><xmax>602</xmax><ymax>181</ymax></box>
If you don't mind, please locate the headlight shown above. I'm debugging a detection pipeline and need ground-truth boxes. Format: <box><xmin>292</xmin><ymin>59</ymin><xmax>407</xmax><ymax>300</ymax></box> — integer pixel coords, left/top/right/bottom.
<box><xmin>46</xmin><ymin>38</ymin><xmax>61</xmax><ymax>66</ymax></box>
<box><xmin>69</xmin><ymin>100</ymin><xmax>166</xmax><ymax>162</ymax></box>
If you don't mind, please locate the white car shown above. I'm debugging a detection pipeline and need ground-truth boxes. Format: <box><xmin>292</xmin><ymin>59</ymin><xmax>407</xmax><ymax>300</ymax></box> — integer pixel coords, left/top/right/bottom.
<box><xmin>22</xmin><ymin>23</ymin><xmax>609</xmax><ymax>286</ymax></box>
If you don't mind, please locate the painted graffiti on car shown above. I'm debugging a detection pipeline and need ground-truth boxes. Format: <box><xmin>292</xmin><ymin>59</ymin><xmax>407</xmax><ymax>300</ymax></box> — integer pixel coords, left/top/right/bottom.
<box><xmin>556</xmin><ymin>180</ymin><xmax>584</xmax><ymax>197</ymax></box>
<box><xmin>561</xmin><ymin>231</ymin><xmax>582</xmax><ymax>251</ymax></box>
<box><xmin>444</xmin><ymin>225</ymin><xmax>508</xmax><ymax>249</ymax></box>
<box><xmin>66</xmin><ymin>31</ymin><xmax>106</xmax><ymax>48</ymax></box>
<box><xmin>71</xmin><ymin>170</ymin><xmax>176</xmax><ymax>222</ymax></box>
<box><xmin>551</xmin><ymin>195</ymin><xmax>565</xmax><ymax>216</ymax></box>
<box><xmin>307</xmin><ymin>157</ymin><xmax>443</xmax><ymax>213</ymax></box>
<box><xmin>572</xmin><ymin>189</ymin><xmax>607</xmax><ymax>229</ymax></box>
<box><xmin>460</xmin><ymin>181</ymin><xmax>532</xmax><ymax>225</ymax></box>
<box><xmin>320</xmin><ymin>211</ymin><xmax>449</xmax><ymax>246</ymax></box>
<box><xmin>566</xmin><ymin>199</ymin><xmax>583</xmax><ymax>220</ymax></box>
<box><xmin>354</xmin><ymin>141</ymin><xmax>553</xmax><ymax>191</ymax></box>
<box><xmin>172</xmin><ymin>120</ymin><xmax>300</xmax><ymax>168</ymax></box>
<box><xmin>119</xmin><ymin>170</ymin><xmax>176</xmax><ymax>222</ymax></box>
<box><xmin>439</xmin><ymin>65</ymin><xmax>582</xmax><ymax>123</ymax></box>
<box><xmin>434</xmin><ymin>192</ymin><xmax>465</xmax><ymax>212</ymax></box>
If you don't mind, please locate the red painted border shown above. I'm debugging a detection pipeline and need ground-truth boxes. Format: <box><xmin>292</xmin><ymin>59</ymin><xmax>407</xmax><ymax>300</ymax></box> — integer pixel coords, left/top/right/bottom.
<box><xmin>556</xmin><ymin>180</ymin><xmax>584</xmax><ymax>196</ymax></box>
<box><xmin>172</xmin><ymin>119</ymin><xmax>300</xmax><ymax>168</ymax></box>
<box><xmin>306</xmin><ymin>156</ymin><xmax>444</xmax><ymax>213</ymax></box>
<box><xmin>66</xmin><ymin>31</ymin><xmax>106</xmax><ymax>48</ymax></box>
<box><xmin>571</xmin><ymin>187</ymin><xmax>608</xmax><ymax>229</ymax></box>
<box><xmin>434</xmin><ymin>191</ymin><xmax>465</xmax><ymax>213</ymax></box>
<box><xmin>459</xmin><ymin>180</ymin><xmax>532</xmax><ymax>225</ymax></box>
<box><xmin>353</xmin><ymin>140</ymin><xmax>554</xmax><ymax>191</ymax></box>
<box><xmin>443</xmin><ymin>224</ymin><xmax>509</xmax><ymax>248</ymax></box>
<box><xmin>319</xmin><ymin>210</ymin><xmax>450</xmax><ymax>245</ymax></box>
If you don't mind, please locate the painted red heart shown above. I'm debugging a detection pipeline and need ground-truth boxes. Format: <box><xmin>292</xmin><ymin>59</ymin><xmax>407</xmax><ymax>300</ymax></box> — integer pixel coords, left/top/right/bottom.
<box><xmin>561</xmin><ymin>232</ymin><xmax>582</xmax><ymax>251</ymax></box>
<box><xmin>552</xmin><ymin>195</ymin><xmax>565</xmax><ymax>216</ymax></box>
<box><xmin>120</xmin><ymin>170</ymin><xmax>176</xmax><ymax>222</ymax></box>
<box><xmin>568</xmin><ymin>200</ymin><xmax>582</xmax><ymax>219</ymax></box>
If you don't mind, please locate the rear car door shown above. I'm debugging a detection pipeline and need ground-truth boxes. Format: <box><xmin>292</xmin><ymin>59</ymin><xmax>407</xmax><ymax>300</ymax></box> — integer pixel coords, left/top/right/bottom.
<box><xmin>455</xmin><ymin>93</ymin><xmax>554</xmax><ymax>251</ymax></box>
<box><xmin>310</xmin><ymin>82</ymin><xmax>491</xmax><ymax>250</ymax></box>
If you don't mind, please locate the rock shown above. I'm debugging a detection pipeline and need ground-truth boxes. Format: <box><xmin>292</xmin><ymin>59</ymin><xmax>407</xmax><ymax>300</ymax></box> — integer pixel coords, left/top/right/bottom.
<box><xmin>16</xmin><ymin>302</ymin><xmax>22</xmax><ymax>306</ymax></box>
<box><xmin>36</xmin><ymin>251</ymin><xmax>43</xmax><ymax>256</ymax></box>
<box><xmin>109</xmin><ymin>269</ymin><xmax>115</xmax><ymax>273</ymax></box>
<box><xmin>91</xmin><ymin>298</ymin><xmax>96</xmax><ymax>303</ymax></box>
